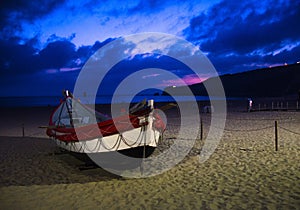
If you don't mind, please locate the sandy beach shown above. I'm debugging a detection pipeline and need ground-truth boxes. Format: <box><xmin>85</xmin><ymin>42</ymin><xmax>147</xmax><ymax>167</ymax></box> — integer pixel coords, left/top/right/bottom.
<box><xmin>0</xmin><ymin>104</ymin><xmax>299</xmax><ymax>209</ymax></box>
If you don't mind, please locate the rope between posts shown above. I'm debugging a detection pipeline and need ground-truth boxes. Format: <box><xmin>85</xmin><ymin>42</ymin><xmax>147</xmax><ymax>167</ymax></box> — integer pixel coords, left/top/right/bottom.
<box><xmin>168</xmin><ymin>115</ymin><xmax>300</xmax><ymax>123</ymax></box>
<box><xmin>278</xmin><ymin>125</ymin><xmax>300</xmax><ymax>135</ymax></box>
<box><xmin>166</xmin><ymin>121</ymin><xmax>201</xmax><ymax>127</ymax></box>
<box><xmin>280</xmin><ymin>119</ymin><xmax>300</xmax><ymax>124</ymax></box>
<box><xmin>164</xmin><ymin>137</ymin><xmax>197</xmax><ymax>141</ymax></box>
<box><xmin>224</xmin><ymin>125</ymin><xmax>275</xmax><ymax>132</ymax></box>
<box><xmin>209</xmin><ymin>125</ymin><xmax>274</xmax><ymax>132</ymax></box>
<box><xmin>26</xmin><ymin>131</ymin><xmax>47</xmax><ymax>137</ymax></box>
<box><xmin>202</xmin><ymin>116</ymin><xmax>299</xmax><ymax>122</ymax></box>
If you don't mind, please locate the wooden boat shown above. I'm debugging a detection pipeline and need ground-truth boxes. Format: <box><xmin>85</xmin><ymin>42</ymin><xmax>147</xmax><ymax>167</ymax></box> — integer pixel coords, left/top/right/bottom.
<box><xmin>46</xmin><ymin>91</ymin><xmax>165</xmax><ymax>167</ymax></box>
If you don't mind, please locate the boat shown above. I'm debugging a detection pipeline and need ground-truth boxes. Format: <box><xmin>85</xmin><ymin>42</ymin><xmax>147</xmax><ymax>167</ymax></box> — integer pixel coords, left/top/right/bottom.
<box><xmin>45</xmin><ymin>90</ymin><xmax>166</xmax><ymax>168</ymax></box>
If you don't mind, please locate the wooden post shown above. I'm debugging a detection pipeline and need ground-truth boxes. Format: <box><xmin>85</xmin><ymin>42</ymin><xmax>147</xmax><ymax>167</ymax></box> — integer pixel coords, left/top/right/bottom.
<box><xmin>274</xmin><ymin>121</ymin><xmax>278</xmax><ymax>151</ymax></box>
<box><xmin>22</xmin><ymin>123</ymin><xmax>25</xmax><ymax>137</ymax></box>
<box><xmin>258</xmin><ymin>104</ymin><xmax>261</xmax><ymax>111</ymax></box>
<box><xmin>271</xmin><ymin>102</ymin><xmax>274</xmax><ymax>110</ymax></box>
<box><xmin>140</xmin><ymin>126</ymin><xmax>146</xmax><ymax>176</ymax></box>
<box><xmin>297</xmin><ymin>101</ymin><xmax>299</xmax><ymax>110</ymax></box>
<box><xmin>200</xmin><ymin>118</ymin><xmax>203</xmax><ymax>140</ymax></box>
<box><xmin>286</xmin><ymin>102</ymin><xmax>288</xmax><ymax>110</ymax></box>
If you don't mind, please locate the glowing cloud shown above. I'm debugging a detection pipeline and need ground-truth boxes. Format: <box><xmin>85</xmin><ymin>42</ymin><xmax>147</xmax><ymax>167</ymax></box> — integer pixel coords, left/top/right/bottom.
<box><xmin>159</xmin><ymin>74</ymin><xmax>208</xmax><ymax>87</ymax></box>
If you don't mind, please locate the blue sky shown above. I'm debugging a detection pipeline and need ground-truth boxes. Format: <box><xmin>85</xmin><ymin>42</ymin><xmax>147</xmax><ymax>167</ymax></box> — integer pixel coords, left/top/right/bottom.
<box><xmin>0</xmin><ymin>0</ymin><xmax>299</xmax><ymax>96</ymax></box>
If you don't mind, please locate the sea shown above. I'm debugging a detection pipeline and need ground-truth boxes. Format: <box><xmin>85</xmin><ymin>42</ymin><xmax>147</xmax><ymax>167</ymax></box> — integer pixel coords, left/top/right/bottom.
<box><xmin>0</xmin><ymin>95</ymin><xmax>242</xmax><ymax>107</ymax></box>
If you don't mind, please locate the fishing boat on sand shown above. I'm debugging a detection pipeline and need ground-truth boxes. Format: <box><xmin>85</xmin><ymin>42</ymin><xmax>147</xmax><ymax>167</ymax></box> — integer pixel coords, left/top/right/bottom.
<box><xmin>45</xmin><ymin>90</ymin><xmax>166</xmax><ymax>167</ymax></box>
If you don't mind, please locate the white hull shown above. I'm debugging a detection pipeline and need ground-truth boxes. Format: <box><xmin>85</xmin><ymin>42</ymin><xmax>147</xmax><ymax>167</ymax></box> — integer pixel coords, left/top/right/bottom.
<box><xmin>54</xmin><ymin>118</ymin><xmax>161</xmax><ymax>154</ymax></box>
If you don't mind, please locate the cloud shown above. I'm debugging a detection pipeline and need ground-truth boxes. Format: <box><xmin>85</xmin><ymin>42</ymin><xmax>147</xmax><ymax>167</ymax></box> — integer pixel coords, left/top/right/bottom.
<box><xmin>208</xmin><ymin>43</ymin><xmax>300</xmax><ymax>74</ymax></box>
<box><xmin>0</xmin><ymin>0</ymin><xmax>65</xmax><ymax>39</ymax></box>
<box><xmin>159</xmin><ymin>74</ymin><xmax>207</xmax><ymax>87</ymax></box>
<box><xmin>142</xmin><ymin>73</ymin><xmax>160</xmax><ymax>79</ymax></box>
<box><xmin>0</xmin><ymin>34</ymin><xmax>118</xmax><ymax>77</ymax></box>
<box><xmin>0</xmin><ymin>37</ymin><xmax>40</xmax><ymax>75</ymax></box>
<box><xmin>38</xmin><ymin>40</ymin><xmax>76</xmax><ymax>69</ymax></box>
<box><xmin>2</xmin><ymin>0</ymin><xmax>299</xmax><ymax>96</ymax></box>
<box><xmin>202</xmin><ymin>2</ymin><xmax>300</xmax><ymax>54</ymax></box>
<box><xmin>0</xmin><ymin>0</ymin><xmax>65</xmax><ymax>19</ymax></box>
<box><xmin>184</xmin><ymin>0</ymin><xmax>300</xmax><ymax>73</ymax></box>
<box><xmin>1</xmin><ymin>0</ymin><xmax>214</xmax><ymax>47</ymax></box>
<box><xmin>0</xmin><ymin>36</ymin><xmax>85</xmax><ymax>96</ymax></box>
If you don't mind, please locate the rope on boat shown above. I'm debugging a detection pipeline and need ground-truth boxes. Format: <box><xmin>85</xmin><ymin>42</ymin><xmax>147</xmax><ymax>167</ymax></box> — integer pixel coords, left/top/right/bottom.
<box><xmin>68</xmin><ymin>125</ymin><xmax>151</xmax><ymax>153</ymax></box>
<box><xmin>81</xmin><ymin>138</ymin><xmax>102</xmax><ymax>153</ymax></box>
<box><xmin>119</xmin><ymin>128</ymin><xmax>144</xmax><ymax>147</ymax></box>
<box><xmin>92</xmin><ymin>134</ymin><xmax>119</xmax><ymax>151</ymax></box>
<box><xmin>52</xmin><ymin>122</ymin><xmax>164</xmax><ymax>154</ymax></box>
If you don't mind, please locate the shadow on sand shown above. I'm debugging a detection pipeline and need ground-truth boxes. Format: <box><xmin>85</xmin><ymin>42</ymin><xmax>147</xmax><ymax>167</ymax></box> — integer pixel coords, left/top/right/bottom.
<box><xmin>0</xmin><ymin>136</ymin><xmax>123</xmax><ymax>187</ymax></box>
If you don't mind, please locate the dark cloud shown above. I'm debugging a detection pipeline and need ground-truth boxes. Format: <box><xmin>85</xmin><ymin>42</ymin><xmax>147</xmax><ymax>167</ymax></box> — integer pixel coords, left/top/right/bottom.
<box><xmin>202</xmin><ymin>3</ymin><xmax>300</xmax><ymax>54</ymax></box>
<box><xmin>38</xmin><ymin>40</ymin><xmax>76</xmax><ymax>69</ymax></box>
<box><xmin>184</xmin><ymin>0</ymin><xmax>300</xmax><ymax>73</ymax></box>
<box><xmin>0</xmin><ymin>0</ymin><xmax>65</xmax><ymax>22</ymax></box>
<box><xmin>265</xmin><ymin>45</ymin><xmax>300</xmax><ymax>64</ymax></box>
<box><xmin>0</xmin><ymin>38</ymin><xmax>76</xmax><ymax>75</ymax></box>
<box><xmin>209</xmin><ymin>43</ymin><xmax>300</xmax><ymax>75</ymax></box>
<box><xmin>0</xmin><ymin>35</ymin><xmax>117</xmax><ymax>77</ymax></box>
<box><xmin>0</xmin><ymin>36</ymin><xmax>115</xmax><ymax>96</ymax></box>
<box><xmin>0</xmin><ymin>0</ymin><xmax>66</xmax><ymax>39</ymax></box>
<box><xmin>0</xmin><ymin>37</ymin><xmax>39</xmax><ymax>75</ymax></box>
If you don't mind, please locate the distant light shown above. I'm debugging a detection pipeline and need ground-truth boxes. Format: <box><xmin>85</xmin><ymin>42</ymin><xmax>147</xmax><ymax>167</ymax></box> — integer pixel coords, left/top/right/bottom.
<box><xmin>172</xmin><ymin>85</ymin><xmax>176</xmax><ymax>88</ymax></box>
<box><xmin>284</xmin><ymin>63</ymin><xmax>288</xmax><ymax>66</ymax></box>
<box><xmin>297</xmin><ymin>61</ymin><xmax>300</xmax><ymax>64</ymax></box>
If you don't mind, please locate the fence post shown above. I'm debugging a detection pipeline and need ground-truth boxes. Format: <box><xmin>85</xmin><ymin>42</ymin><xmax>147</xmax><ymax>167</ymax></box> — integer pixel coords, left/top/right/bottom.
<box><xmin>200</xmin><ymin>118</ymin><xmax>203</xmax><ymax>140</ymax></box>
<box><xmin>22</xmin><ymin>123</ymin><xmax>25</xmax><ymax>137</ymax></box>
<box><xmin>297</xmin><ymin>101</ymin><xmax>299</xmax><ymax>110</ymax></box>
<box><xmin>274</xmin><ymin>121</ymin><xmax>278</xmax><ymax>151</ymax></box>
<box><xmin>271</xmin><ymin>102</ymin><xmax>274</xmax><ymax>110</ymax></box>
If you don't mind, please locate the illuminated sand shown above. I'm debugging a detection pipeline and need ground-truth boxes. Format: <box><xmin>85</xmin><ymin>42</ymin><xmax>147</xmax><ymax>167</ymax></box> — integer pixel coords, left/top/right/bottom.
<box><xmin>0</xmin><ymin>107</ymin><xmax>299</xmax><ymax>209</ymax></box>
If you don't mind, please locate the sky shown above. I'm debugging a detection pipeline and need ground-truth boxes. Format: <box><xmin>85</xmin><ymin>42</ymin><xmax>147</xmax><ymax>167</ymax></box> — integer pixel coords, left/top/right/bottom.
<box><xmin>0</xmin><ymin>0</ymin><xmax>300</xmax><ymax>97</ymax></box>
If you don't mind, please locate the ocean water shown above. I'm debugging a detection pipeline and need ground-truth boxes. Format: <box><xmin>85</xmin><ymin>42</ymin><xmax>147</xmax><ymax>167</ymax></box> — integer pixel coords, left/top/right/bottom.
<box><xmin>0</xmin><ymin>95</ymin><xmax>221</xmax><ymax>107</ymax></box>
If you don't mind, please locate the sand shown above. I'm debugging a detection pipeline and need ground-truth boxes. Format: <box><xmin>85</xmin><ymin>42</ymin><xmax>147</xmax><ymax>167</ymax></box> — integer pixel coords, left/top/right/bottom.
<box><xmin>0</xmin><ymin>105</ymin><xmax>299</xmax><ymax>209</ymax></box>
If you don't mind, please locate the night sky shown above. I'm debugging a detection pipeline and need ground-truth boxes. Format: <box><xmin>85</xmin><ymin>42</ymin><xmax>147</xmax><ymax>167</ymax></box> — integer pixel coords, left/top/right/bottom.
<box><xmin>0</xmin><ymin>0</ymin><xmax>299</xmax><ymax>96</ymax></box>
